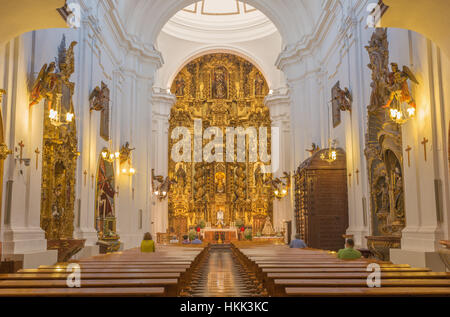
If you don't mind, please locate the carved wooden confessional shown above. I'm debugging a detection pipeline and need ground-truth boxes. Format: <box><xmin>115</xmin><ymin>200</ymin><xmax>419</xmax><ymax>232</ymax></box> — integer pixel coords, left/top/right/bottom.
<box><xmin>294</xmin><ymin>148</ymin><xmax>348</xmax><ymax>251</ymax></box>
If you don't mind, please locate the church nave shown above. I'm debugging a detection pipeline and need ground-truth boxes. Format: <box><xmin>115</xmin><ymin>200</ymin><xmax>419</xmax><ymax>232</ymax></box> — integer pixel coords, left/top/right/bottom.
<box><xmin>0</xmin><ymin>0</ymin><xmax>449</xmax><ymax>304</ymax></box>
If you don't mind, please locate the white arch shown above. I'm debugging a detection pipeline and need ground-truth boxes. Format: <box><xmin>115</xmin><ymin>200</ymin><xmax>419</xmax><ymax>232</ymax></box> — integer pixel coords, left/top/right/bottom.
<box><xmin>164</xmin><ymin>45</ymin><xmax>274</xmax><ymax>90</ymax></box>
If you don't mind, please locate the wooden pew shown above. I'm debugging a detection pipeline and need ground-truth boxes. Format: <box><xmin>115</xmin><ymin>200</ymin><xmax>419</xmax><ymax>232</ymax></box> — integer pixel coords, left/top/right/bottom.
<box><xmin>0</xmin><ymin>287</ymin><xmax>165</xmax><ymax>297</ymax></box>
<box><xmin>0</xmin><ymin>279</ymin><xmax>178</xmax><ymax>296</ymax></box>
<box><xmin>231</xmin><ymin>243</ymin><xmax>450</xmax><ymax>297</ymax></box>
<box><xmin>0</xmin><ymin>244</ymin><xmax>208</xmax><ymax>297</ymax></box>
<box><xmin>273</xmin><ymin>279</ymin><xmax>450</xmax><ymax>296</ymax></box>
<box><xmin>285</xmin><ymin>287</ymin><xmax>450</xmax><ymax>297</ymax></box>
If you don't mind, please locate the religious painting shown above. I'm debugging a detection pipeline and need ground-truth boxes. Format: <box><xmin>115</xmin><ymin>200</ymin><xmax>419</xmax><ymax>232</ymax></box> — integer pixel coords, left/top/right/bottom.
<box><xmin>95</xmin><ymin>152</ymin><xmax>117</xmax><ymax>239</ymax></box>
<box><xmin>212</xmin><ymin>66</ymin><xmax>228</xmax><ymax>99</ymax></box>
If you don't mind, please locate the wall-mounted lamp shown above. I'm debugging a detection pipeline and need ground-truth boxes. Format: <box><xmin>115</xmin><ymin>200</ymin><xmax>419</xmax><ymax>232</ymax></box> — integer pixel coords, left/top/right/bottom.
<box><xmin>266</xmin><ymin>172</ymin><xmax>291</xmax><ymax>200</ymax></box>
<box><xmin>49</xmin><ymin>93</ymin><xmax>74</xmax><ymax>127</ymax></box>
<box><xmin>320</xmin><ymin>139</ymin><xmax>338</xmax><ymax>163</ymax></box>
<box><xmin>151</xmin><ymin>168</ymin><xmax>175</xmax><ymax>201</ymax></box>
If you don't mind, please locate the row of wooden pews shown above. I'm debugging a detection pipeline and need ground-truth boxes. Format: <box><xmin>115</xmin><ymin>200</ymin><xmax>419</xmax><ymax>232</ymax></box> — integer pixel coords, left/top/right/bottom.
<box><xmin>231</xmin><ymin>243</ymin><xmax>450</xmax><ymax>297</ymax></box>
<box><xmin>0</xmin><ymin>245</ymin><xmax>207</xmax><ymax>297</ymax></box>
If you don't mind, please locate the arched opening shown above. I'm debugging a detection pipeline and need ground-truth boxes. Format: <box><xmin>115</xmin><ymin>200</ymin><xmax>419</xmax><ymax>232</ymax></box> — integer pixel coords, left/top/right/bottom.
<box><xmin>167</xmin><ymin>52</ymin><xmax>273</xmax><ymax>242</ymax></box>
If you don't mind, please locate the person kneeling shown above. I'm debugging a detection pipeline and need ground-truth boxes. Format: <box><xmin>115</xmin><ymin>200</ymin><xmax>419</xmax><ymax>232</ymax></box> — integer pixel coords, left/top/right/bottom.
<box><xmin>337</xmin><ymin>238</ymin><xmax>362</xmax><ymax>260</ymax></box>
<box><xmin>141</xmin><ymin>232</ymin><xmax>155</xmax><ymax>252</ymax></box>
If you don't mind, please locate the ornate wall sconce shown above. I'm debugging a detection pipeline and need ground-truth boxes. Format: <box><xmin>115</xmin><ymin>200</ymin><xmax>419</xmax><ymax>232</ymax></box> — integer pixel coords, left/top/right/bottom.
<box><xmin>118</xmin><ymin>142</ymin><xmax>136</xmax><ymax>175</ymax></box>
<box><xmin>151</xmin><ymin>168</ymin><xmax>175</xmax><ymax>201</ymax></box>
<box><xmin>101</xmin><ymin>146</ymin><xmax>120</xmax><ymax>163</ymax></box>
<box><xmin>320</xmin><ymin>139</ymin><xmax>338</xmax><ymax>163</ymax></box>
<box><xmin>266</xmin><ymin>172</ymin><xmax>291</xmax><ymax>200</ymax></box>
<box><xmin>119</xmin><ymin>142</ymin><xmax>135</xmax><ymax>165</ymax></box>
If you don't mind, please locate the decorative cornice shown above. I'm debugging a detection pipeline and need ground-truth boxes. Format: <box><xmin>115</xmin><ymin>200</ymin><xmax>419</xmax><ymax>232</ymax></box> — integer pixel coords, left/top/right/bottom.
<box><xmin>264</xmin><ymin>88</ymin><xmax>290</xmax><ymax>108</ymax></box>
<box><xmin>151</xmin><ymin>88</ymin><xmax>176</xmax><ymax>118</ymax></box>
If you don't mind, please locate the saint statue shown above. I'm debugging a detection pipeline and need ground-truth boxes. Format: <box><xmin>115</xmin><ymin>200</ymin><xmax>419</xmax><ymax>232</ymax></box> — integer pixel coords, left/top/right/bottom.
<box><xmin>216</xmin><ymin>209</ymin><xmax>224</xmax><ymax>228</ymax></box>
<box><xmin>175</xmin><ymin>76</ymin><xmax>185</xmax><ymax>96</ymax></box>
<box><xmin>213</xmin><ymin>68</ymin><xmax>227</xmax><ymax>99</ymax></box>
<box><xmin>255</xmin><ymin>73</ymin><xmax>264</xmax><ymax>96</ymax></box>
<box><xmin>261</xmin><ymin>216</ymin><xmax>275</xmax><ymax>236</ymax></box>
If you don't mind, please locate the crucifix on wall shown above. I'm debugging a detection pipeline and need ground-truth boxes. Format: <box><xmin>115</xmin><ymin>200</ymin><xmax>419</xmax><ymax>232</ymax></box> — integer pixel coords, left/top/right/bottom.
<box><xmin>34</xmin><ymin>148</ymin><xmax>40</xmax><ymax>170</ymax></box>
<box><xmin>421</xmin><ymin>137</ymin><xmax>429</xmax><ymax>161</ymax></box>
<box><xmin>405</xmin><ymin>146</ymin><xmax>412</xmax><ymax>167</ymax></box>
<box><xmin>83</xmin><ymin>170</ymin><xmax>87</xmax><ymax>186</ymax></box>
<box><xmin>355</xmin><ymin>169</ymin><xmax>359</xmax><ymax>185</ymax></box>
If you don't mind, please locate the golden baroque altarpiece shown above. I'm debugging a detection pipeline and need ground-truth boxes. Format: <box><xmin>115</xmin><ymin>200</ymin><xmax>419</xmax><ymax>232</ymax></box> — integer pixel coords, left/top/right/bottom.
<box><xmin>168</xmin><ymin>53</ymin><xmax>273</xmax><ymax>235</ymax></box>
<box><xmin>34</xmin><ymin>36</ymin><xmax>84</xmax><ymax>261</ymax></box>
<box><xmin>364</xmin><ymin>29</ymin><xmax>406</xmax><ymax>260</ymax></box>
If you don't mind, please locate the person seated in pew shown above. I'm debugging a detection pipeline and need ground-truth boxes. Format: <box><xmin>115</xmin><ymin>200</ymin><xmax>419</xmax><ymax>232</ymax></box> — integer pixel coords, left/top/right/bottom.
<box><xmin>191</xmin><ymin>236</ymin><xmax>202</xmax><ymax>244</ymax></box>
<box><xmin>289</xmin><ymin>234</ymin><xmax>307</xmax><ymax>248</ymax></box>
<box><xmin>337</xmin><ymin>238</ymin><xmax>362</xmax><ymax>260</ymax></box>
<box><xmin>182</xmin><ymin>235</ymin><xmax>191</xmax><ymax>244</ymax></box>
<box><xmin>140</xmin><ymin>232</ymin><xmax>156</xmax><ymax>252</ymax></box>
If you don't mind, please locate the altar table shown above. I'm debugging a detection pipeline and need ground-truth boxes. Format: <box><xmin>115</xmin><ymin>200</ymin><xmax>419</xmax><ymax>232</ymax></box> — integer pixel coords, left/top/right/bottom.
<box><xmin>201</xmin><ymin>228</ymin><xmax>238</xmax><ymax>244</ymax></box>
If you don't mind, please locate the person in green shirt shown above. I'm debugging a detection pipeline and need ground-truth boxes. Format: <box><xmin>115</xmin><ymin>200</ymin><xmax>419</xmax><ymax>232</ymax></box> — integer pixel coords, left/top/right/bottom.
<box><xmin>337</xmin><ymin>238</ymin><xmax>361</xmax><ymax>260</ymax></box>
<box><xmin>140</xmin><ymin>232</ymin><xmax>155</xmax><ymax>252</ymax></box>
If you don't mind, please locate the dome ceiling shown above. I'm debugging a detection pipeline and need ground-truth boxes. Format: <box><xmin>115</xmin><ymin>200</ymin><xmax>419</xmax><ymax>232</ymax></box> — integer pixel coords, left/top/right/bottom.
<box><xmin>161</xmin><ymin>0</ymin><xmax>278</xmax><ymax>43</ymax></box>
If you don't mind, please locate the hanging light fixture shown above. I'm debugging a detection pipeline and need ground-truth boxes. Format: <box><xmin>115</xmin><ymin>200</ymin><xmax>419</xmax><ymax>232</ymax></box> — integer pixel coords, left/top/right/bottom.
<box><xmin>388</xmin><ymin>99</ymin><xmax>415</xmax><ymax>124</ymax></box>
<box><xmin>49</xmin><ymin>93</ymin><xmax>75</xmax><ymax>127</ymax></box>
<box><xmin>320</xmin><ymin>139</ymin><xmax>338</xmax><ymax>163</ymax></box>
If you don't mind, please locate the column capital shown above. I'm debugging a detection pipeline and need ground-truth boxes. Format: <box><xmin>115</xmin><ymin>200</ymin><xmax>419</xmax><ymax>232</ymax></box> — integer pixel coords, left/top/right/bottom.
<box><xmin>151</xmin><ymin>88</ymin><xmax>176</xmax><ymax>118</ymax></box>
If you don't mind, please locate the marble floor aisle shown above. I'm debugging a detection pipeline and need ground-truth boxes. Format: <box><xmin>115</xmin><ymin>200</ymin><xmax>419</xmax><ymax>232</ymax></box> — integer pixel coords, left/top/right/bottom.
<box><xmin>189</xmin><ymin>245</ymin><xmax>262</xmax><ymax>297</ymax></box>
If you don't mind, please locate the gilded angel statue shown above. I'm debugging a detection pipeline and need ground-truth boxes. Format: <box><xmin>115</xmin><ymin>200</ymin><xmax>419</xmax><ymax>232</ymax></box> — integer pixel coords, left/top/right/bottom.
<box><xmin>383</xmin><ymin>63</ymin><xmax>419</xmax><ymax>109</ymax></box>
<box><xmin>29</xmin><ymin>62</ymin><xmax>57</xmax><ymax>107</ymax></box>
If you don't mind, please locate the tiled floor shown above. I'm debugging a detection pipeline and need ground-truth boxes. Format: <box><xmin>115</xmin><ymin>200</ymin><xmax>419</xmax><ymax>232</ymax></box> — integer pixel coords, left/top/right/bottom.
<box><xmin>190</xmin><ymin>245</ymin><xmax>261</xmax><ymax>297</ymax></box>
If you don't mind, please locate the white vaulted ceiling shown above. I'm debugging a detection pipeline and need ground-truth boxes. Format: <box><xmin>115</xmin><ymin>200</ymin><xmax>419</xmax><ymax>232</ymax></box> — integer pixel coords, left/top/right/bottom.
<box><xmin>162</xmin><ymin>0</ymin><xmax>277</xmax><ymax>43</ymax></box>
<box><xmin>117</xmin><ymin>0</ymin><xmax>325</xmax><ymax>46</ymax></box>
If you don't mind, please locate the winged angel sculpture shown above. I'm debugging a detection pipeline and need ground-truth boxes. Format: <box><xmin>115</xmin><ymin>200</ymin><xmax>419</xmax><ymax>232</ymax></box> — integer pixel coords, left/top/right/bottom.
<box><xmin>383</xmin><ymin>63</ymin><xmax>419</xmax><ymax>109</ymax></box>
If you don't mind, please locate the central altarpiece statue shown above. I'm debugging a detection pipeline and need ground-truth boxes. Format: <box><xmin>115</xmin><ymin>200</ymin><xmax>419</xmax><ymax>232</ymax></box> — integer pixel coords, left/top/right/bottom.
<box><xmin>168</xmin><ymin>53</ymin><xmax>273</xmax><ymax>236</ymax></box>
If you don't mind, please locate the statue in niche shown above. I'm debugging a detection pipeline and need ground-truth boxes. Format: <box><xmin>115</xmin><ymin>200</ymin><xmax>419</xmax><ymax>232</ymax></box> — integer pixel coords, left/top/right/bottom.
<box><xmin>212</xmin><ymin>67</ymin><xmax>227</xmax><ymax>99</ymax></box>
<box><xmin>216</xmin><ymin>209</ymin><xmax>224</xmax><ymax>227</ymax></box>
<box><xmin>175</xmin><ymin>164</ymin><xmax>187</xmax><ymax>194</ymax></box>
<box><xmin>175</xmin><ymin>76</ymin><xmax>185</xmax><ymax>96</ymax></box>
<box><xmin>383</xmin><ymin>63</ymin><xmax>419</xmax><ymax>109</ymax></box>
<box><xmin>375</xmin><ymin>176</ymin><xmax>389</xmax><ymax>215</ymax></box>
<box><xmin>255</xmin><ymin>73</ymin><xmax>264</xmax><ymax>96</ymax></box>
<box><xmin>254</xmin><ymin>164</ymin><xmax>266</xmax><ymax>196</ymax></box>
<box><xmin>393</xmin><ymin>166</ymin><xmax>404</xmax><ymax>219</ymax></box>
<box><xmin>215</xmin><ymin>172</ymin><xmax>225</xmax><ymax>193</ymax></box>
<box><xmin>262</xmin><ymin>216</ymin><xmax>275</xmax><ymax>236</ymax></box>
<box><xmin>30</xmin><ymin>62</ymin><xmax>57</xmax><ymax>107</ymax></box>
